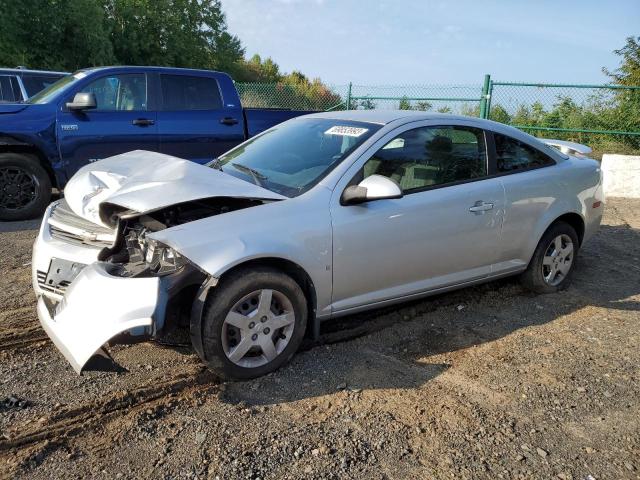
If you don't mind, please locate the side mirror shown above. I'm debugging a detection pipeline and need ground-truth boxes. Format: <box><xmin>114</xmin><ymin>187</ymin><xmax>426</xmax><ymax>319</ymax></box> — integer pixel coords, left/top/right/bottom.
<box><xmin>341</xmin><ymin>174</ymin><xmax>403</xmax><ymax>205</ymax></box>
<box><xmin>66</xmin><ymin>92</ymin><xmax>97</xmax><ymax>111</ymax></box>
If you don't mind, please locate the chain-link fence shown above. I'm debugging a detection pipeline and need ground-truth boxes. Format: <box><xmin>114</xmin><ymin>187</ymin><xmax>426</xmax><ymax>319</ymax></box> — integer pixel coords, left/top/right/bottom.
<box><xmin>236</xmin><ymin>76</ymin><xmax>640</xmax><ymax>155</ymax></box>
<box><xmin>236</xmin><ymin>83</ymin><xmax>348</xmax><ymax>111</ymax></box>
<box><xmin>488</xmin><ymin>81</ymin><xmax>640</xmax><ymax>155</ymax></box>
<box><xmin>346</xmin><ymin>84</ymin><xmax>483</xmax><ymax>115</ymax></box>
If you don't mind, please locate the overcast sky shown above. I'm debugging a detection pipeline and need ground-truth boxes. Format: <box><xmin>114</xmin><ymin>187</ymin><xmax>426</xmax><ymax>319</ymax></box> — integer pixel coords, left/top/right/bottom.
<box><xmin>221</xmin><ymin>0</ymin><xmax>639</xmax><ymax>86</ymax></box>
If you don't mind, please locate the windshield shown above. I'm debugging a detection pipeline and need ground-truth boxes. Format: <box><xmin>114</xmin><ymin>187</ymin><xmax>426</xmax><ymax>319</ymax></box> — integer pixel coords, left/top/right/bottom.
<box><xmin>27</xmin><ymin>71</ymin><xmax>87</xmax><ymax>104</ymax></box>
<box><xmin>215</xmin><ymin>118</ymin><xmax>381</xmax><ymax>197</ymax></box>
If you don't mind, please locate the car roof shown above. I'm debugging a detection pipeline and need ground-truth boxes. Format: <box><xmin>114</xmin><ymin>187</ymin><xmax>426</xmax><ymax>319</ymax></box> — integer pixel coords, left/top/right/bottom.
<box><xmin>304</xmin><ymin>109</ymin><xmax>469</xmax><ymax>125</ymax></box>
<box><xmin>77</xmin><ymin>66</ymin><xmax>228</xmax><ymax>76</ymax></box>
<box><xmin>304</xmin><ymin>110</ymin><xmax>527</xmax><ymax>130</ymax></box>
<box><xmin>0</xmin><ymin>68</ymin><xmax>68</xmax><ymax>75</ymax></box>
<box><xmin>303</xmin><ymin>110</ymin><xmax>568</xmax><ymax>162</ymax></box>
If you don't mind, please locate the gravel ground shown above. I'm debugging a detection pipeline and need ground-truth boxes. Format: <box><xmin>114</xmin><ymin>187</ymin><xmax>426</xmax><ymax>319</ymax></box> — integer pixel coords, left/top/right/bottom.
<box><xmin>0</xmin><ymin>199</ymin><xmax>639</xmax><ymax>480</ymax></box>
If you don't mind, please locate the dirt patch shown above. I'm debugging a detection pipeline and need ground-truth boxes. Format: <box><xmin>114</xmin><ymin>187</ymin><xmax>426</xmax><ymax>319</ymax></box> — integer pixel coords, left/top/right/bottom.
<box><xmin>1</xmin><ymin>199</ymin><xmax>639</xmax><ymax>479</ymax></box>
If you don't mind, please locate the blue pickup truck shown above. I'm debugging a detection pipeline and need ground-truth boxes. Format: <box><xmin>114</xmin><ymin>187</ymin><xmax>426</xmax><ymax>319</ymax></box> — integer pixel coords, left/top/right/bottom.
<box><xmin>0</xmin><ymin>66</ymin><xmax>311</xmax><ymax>220</ymax></box>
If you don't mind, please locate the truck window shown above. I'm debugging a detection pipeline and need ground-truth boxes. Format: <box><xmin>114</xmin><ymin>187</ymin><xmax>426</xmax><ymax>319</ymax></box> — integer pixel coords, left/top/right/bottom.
<box><xmin>80</xmin><ymin>74</ymin><xmax>147</xmax><ymax>111</ymax></box>
<box><xmin>160</xmin><ymin>74</ymin><xmax>222</xmax><ymax>111</ymax></box>
<box><xmin>0</xmin><ymin>76</ymin><xmax>18</xmax><ymax>102</ymax></box>
<box><xmin>21</xmin><ymin>74</ymin><xmax>63</xmax><ymax>97</ymax></box>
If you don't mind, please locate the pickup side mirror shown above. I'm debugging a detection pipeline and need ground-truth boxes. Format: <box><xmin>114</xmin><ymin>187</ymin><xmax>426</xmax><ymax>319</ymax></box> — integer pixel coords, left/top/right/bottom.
<box><xmin>66</xmin><ymin>92</ymin><xmax>97</xmax><ymax>111</ymax></box>
<box><xmin>341</xmin><ymin>174</ymin><xmax>403</xmax><ymax>205</ymax></box>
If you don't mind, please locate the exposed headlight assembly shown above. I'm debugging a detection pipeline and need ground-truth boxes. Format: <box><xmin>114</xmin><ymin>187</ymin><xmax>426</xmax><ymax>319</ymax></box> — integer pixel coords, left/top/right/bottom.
<box><xmin>144</xmin><ymin>239</ymin><xmax>187</xmax><ymax>276</ymax></box>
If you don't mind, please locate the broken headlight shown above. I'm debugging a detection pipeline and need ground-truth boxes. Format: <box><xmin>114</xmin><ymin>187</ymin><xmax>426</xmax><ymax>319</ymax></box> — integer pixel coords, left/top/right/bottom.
<box><xmin>144</xmin><ymin>239</ymin><xmax>187</xmax><ymax>276</ymax></box>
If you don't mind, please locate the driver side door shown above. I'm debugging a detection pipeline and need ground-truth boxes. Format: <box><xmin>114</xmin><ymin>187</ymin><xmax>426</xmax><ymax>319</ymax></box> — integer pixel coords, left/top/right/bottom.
<box><xmin>329</xmin><ymin>123</ymin><xmax>505</xmax><ymax>314</ymax></box>
<box><xmin>57</xmin><ymin>72</ymin><xmax>159</xmax><ymax>178</ymax></box>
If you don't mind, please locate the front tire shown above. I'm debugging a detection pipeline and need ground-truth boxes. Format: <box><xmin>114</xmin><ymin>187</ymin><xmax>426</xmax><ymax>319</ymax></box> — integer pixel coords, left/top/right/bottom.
<box><xmin>520</xmin><ymin>221</ymin><xmax>579</xmax><ymax>294</ymax></box>
<box><xmin>197</xmin><ymin>267</ymin><xmax>308</xmax><ymax>380</ymax></box>
<box><xmin>0</xmin><ymin>153</ymin><xmax>51</xmax><ymax>221</ymax></box>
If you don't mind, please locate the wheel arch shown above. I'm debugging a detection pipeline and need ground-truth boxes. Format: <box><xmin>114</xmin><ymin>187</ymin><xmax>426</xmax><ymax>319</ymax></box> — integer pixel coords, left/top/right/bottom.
<box><xmin>552</xmin><ymin>212</ymin><xmax>585</xmax><ymax>246</ymax></box>
<box><xmin>525</xmin><ymin>210</ymin><xmax>585</xmax><ymax>269</ymax></box>
<box><xmin>216</xmin><ymin>256</ymin><xmax>319</xmax><ymax>339</ymax></box>
<box><xmin>0</xmin><ymin>142</ymin><xmax>58</xmax><ymax>189</ymax></box>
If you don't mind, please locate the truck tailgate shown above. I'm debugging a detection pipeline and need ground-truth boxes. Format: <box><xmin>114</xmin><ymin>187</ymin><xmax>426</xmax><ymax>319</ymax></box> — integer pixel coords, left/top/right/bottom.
<box><xmin>243</xmin><ymin>108</ymin><xmax>316</xmax><ymax>137</ymax></box>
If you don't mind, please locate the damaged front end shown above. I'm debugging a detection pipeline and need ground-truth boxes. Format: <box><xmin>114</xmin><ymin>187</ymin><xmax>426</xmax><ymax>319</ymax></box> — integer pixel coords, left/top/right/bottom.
<box><xmin>34</xmin><ymin>196</ymin><xmax>267</xmax><ymax>373</ymax></box>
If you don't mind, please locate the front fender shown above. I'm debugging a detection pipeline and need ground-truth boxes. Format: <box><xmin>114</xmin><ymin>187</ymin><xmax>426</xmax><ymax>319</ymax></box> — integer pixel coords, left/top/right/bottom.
<box><xmin>148</xmin><ymin>191</ymin><xmax>334</xmax><ymax>318</ymax></box>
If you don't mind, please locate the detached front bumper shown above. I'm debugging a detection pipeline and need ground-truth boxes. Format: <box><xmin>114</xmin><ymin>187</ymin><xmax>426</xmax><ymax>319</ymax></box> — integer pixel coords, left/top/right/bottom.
<box><xmin>36</xmin><ymin>262</ymin><xmax>161</xmax><ymax>373</ymax></box>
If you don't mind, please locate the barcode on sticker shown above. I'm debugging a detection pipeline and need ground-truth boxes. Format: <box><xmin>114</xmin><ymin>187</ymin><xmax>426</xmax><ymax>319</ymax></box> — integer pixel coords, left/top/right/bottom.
<box><xmin>325</xmin><ymin>126</ymin><xmax>368</xmax><ymax>137</ymax></box>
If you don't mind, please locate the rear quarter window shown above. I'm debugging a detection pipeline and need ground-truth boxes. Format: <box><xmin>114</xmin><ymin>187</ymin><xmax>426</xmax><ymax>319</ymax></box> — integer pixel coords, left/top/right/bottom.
<box><xmin>494</xmin><ymin>133</ymin><xmax>555</xmax><ymax>172</ymax></box>
<box><xmin>160</xmin><ymin>74</ymin><xmax>222</xmax><ymax>111</ymax></box>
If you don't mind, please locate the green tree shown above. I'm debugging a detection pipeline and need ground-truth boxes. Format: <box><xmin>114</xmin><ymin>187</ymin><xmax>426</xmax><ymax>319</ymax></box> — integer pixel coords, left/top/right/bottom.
<box><xmin>105</xmin><ymin>0</ymin><xmax>243</xmax><ymax>70</ymax></box>
<box><xmin>460</xmin><ymin>103</ymin><xmax>479</xmax><ymax>117</ymax></box>
<box><xmin>489</xmin><ymin>104</ymin><xmax>511</xmax><ymax>124</ymax></box>
<box><xmin>0</xmin><ymin>0</ymin><xmax>114</xmax><ymax>70</ymax></box>
<box><xmin>414</xmin><ymin>101</ymin><xmax>432</xmax><ymax>111</ymax></box>
<box><xmin>603</xmin><ymin>36</ymin><xmax>640</xmax><ymax>149</ymax></box>
<box><xmin>398</xmin><ymin>96</ymin><xmax>412</xmax><ymax>110</ymax></box>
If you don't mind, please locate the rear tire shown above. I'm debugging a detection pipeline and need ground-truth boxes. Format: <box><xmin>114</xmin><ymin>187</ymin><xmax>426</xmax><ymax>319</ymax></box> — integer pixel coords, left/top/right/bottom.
<box><xmin>0</xmin><ymin>153</ymin><xmax>51</xmax><ymax>221</ymax></box>
<box><xmin>520</xmin><ymin>221</ymin><xmax>579</xmax><ymax>294</ymax></box>
<box><xmin>197</xmin><ymin>267</ymin><xmax>308</xmax><ymax>380</ymax></box>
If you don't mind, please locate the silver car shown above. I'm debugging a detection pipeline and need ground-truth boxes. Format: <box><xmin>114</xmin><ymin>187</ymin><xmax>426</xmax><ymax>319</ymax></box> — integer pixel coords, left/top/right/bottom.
<box><xmin>32</xmin><ymin>111</ymin><xmax>604</xmax><ymax>379</ymax></box>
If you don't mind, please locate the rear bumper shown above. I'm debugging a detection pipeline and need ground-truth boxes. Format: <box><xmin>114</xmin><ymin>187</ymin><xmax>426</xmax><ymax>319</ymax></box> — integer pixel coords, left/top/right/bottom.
<box><xmin>36</xmin><ymin>262</ymin><xmax>160</xmax><ymax>373</ymax></box>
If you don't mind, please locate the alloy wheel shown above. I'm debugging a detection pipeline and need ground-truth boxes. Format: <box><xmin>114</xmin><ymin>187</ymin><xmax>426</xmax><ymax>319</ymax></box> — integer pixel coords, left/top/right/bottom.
<box><xmin>0</xmin><ymin>166</ymin><xmax>39</xmax><ymax>211</ymax></box>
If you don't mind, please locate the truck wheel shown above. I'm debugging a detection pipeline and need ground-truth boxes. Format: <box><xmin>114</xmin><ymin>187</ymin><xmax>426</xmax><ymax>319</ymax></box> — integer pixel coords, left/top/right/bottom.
<box><xmin>520</xmin><ymin>221</ymin><xmax>579</xmax><ymax>294</ymax></box>
<box><xmin>0</xmin><ymin>153</ymin><xmax>51</xmax><ymax>221</ymax></box>
<box><xmin>197</xmin><ymin>267</ymin><xmax>308</xmax><ymax>380</ymax></box>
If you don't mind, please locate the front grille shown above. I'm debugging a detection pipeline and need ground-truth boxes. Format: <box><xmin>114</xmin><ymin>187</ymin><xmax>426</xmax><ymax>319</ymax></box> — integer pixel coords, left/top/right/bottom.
<box><xmin>48</xmin><ymin>199</ymin><xmax>116</xmax><ymax>248</ymax></box>
<box><xmin>36</xmin><ymin>270</ymin><xmax>70</xmax><ymax>296</ymax></box>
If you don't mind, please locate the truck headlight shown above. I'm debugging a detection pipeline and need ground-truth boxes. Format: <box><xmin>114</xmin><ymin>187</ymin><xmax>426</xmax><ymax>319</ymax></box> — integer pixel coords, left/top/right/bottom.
<box><xmin>144</xmin><ymin>239</ymin><xmax>187</xmax><ymax>276</ymax></box>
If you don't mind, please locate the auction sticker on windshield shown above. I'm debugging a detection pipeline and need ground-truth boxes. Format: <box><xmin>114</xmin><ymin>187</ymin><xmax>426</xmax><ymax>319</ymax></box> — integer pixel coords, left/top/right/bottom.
<box><xmin>325</xmin><ymin>126</ymin><xmax>369</xmax><ymax>137</ymax></box>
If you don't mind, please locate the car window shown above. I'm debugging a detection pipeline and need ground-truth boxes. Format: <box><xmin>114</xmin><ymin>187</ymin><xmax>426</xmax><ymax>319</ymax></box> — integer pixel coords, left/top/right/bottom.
<box><xmin>0</xmin><ymin>76</ymin><xmax>19</xmax><ymax>102</ymax></box>
<box><xmin>362</xmin><ymin>125</ymin><xmax>487</xmax><ymax>193</ymax></box>
<box><xmin>21</xmin><ymin>74</ymin><xmax>64</xmax><ymax>97</ymax></box>
<box><xmin>216</xmin><ymin>119</ymin><xmax>381</xmax><ymax>197</ymax></box>
<box><xmin>160</xmin><ymin>74</ymin><xmax>222</xmax><ymax>111</ymax></box>
<box><xmin>494</xmin><ymin>133</ymin><xmax>555</xmax><ymax>172</ymax></box>
<box><xmin>79</xmin><ymin>74</ymin><xmax>147</xmax><ymax>111</ymax></box>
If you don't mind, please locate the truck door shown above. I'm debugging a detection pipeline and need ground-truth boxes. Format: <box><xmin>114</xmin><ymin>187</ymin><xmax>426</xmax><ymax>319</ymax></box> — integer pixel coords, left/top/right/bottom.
<box><xmin>57</xmin><ymin>72</ymin><xmax>159</xmax><ymax>178</ymax></box>
<box><xmin>156</xmin><ymin>73</ymin><xmax>245</xmax><ymax>164</ymax></box>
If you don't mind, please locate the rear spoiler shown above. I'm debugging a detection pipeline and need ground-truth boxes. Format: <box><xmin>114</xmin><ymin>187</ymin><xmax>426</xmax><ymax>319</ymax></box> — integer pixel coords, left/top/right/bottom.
<box><xmin>541</xmin><ymin>139</ymin><xmax>592</xmax><ymax>157</ymax></box>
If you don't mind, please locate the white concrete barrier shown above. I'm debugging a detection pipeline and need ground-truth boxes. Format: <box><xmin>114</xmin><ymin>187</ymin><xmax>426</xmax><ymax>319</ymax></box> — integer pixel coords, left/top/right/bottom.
<box><xmin>601</xmin><ymin>154</ymin><xmax>640</xmax><ymax>198</ymax></box>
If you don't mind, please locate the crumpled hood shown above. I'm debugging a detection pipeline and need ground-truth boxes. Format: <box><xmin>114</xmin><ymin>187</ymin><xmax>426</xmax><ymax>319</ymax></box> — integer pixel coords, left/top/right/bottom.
<box><xmin>64</xmin><ymin>150</ymin><xmax>285</xmax><ymax>226</ymax></box>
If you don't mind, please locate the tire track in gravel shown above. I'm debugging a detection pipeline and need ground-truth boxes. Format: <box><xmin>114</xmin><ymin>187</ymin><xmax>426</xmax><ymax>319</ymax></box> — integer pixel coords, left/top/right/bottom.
<box><xmin>0</xmin><ymin>323</ymin><xmax>48</xmax><ymax>352</ymax></box>
<box><xmin>0</xmin><ymin>366</ymin><xmax>218</xmax><ymax>453</ymax></box>
<box><xmin>1</xmin><ymin>366</ymin><xmax>220</xmax><ymax>478</ymax></box>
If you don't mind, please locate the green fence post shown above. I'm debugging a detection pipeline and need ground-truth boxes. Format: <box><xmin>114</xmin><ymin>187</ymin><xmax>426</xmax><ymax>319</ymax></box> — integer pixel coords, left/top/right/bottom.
<box><xmin>486</xmin><ymin>79</ymin><xmax>493</xmax><ymax>118</ymax></box>
<box><xmin>479</xmin><ymin>74</ymin><xmax>491</xmax><ymax>119</ymax></box>
<box><xmin>346</xmin><ymin>82</ymin><xmax>352</xmax><ymax>110</ymax></box>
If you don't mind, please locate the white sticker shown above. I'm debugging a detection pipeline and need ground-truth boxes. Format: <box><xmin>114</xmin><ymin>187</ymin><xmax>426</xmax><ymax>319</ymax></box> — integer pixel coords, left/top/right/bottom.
<box><xmin>73</xmin><ymin>71</ymin><xmax>87</xmax><ymax>80</ymax></box>
<box><xmin>325</xmin><ymin>126</ymin><xmax>368</xmax><ymax>137</ymax></box>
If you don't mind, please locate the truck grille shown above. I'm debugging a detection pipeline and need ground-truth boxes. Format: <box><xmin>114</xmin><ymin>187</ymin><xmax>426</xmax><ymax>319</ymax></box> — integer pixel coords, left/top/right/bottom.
<box><xmin>36</xmin><ymin>270</ymin><xmax>70</xmax><ymax>296</ymax></box>
<box><xmin>48</xmin><ymin>199</ymin><xmax>116</xmax><ymax>248</ymax></box>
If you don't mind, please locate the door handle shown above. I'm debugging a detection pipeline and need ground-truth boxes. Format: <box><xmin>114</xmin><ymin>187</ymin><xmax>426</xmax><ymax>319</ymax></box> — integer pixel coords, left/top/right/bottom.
<box><xmin>220</xmin><ymin>117</ymin><xmax>239</xmax><ymax>126</ymax></box>
<box><xmin>469</xmin><ymin>201</ymin><xmax>494</xmax><ymax>213</ymax></box>
<box><xmin>132</xmin><ymin>118</ymin><xmax>155</xmax><ymax>126</ymax></box>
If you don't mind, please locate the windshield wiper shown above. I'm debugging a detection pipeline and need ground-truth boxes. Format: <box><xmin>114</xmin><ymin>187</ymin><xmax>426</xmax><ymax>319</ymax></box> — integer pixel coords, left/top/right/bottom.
<box><xmin>230</xmin><ymin>162</ymin><xmax>267</xmax><ymax>187</ymax></box>
<box><xmin>209</xmin><ymin>157</ymin><xmax>222</xmax><ymax>170</ymax></box>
